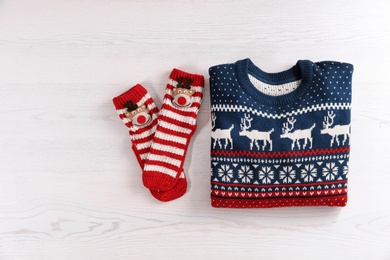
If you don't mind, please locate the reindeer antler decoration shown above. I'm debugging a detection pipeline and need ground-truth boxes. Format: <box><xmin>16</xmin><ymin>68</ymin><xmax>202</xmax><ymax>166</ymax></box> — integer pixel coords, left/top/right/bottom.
<box><xmin>176</xmin><ymin>77</ymin><xmax>193</xmax><ymax>89</ymax></box>
<box><xmin>124</xmin><ymin>100</ymin><xmax>138</xmax><ymax>111</ymax></box>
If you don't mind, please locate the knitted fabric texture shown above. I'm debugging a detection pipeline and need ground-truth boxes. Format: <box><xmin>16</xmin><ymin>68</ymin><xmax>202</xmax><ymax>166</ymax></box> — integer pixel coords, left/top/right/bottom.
<box><xmin>209</xmin><ymin>58</ymin><xmax>353</xmax><ymax>208</ymax></box>
<box><xmin>142</xmin><ymin>69</ymin><xmax>205</xmax><ymax>191</ymax></box>
<box><xmin>113</xmin><ymin>84</ymin><xmax>187</xmax><ymax>202</ymax></box>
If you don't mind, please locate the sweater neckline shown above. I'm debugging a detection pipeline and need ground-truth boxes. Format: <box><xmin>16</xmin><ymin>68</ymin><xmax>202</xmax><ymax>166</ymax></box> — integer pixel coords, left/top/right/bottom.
<box><xmin>235</xmin><ymin>58</ymin><xmax>313</xmax><ymax>106</ymax></box>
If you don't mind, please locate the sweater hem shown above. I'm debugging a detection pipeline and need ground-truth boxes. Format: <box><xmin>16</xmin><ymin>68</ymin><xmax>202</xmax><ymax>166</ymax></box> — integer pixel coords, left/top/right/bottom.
<box><xmin>211</xmin><ymin>195</ymin><xmax>347</xmax><ymax>208</ymax></box>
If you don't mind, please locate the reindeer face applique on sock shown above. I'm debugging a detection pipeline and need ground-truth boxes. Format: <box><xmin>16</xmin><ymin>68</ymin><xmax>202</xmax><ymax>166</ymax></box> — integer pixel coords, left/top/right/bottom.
<box><xmin>172</xmin><ymin>77</ymin><xmax>195</xmax><ymax>107</ymax></box>
<box><xmin>124</xmin><ymin>100</ymin><xmax>151</xmax><ymax>127</ymax></box>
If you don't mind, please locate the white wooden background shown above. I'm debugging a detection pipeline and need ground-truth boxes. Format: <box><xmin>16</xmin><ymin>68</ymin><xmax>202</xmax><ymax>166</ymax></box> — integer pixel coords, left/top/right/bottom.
<box><xmin>1</xmin><ymin>0</ymin><xmax>389</xmax><ymax>259</ymax></box>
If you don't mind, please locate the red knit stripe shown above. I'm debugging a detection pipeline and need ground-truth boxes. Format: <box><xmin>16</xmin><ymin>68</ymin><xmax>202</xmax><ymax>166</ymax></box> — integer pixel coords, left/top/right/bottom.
<box><xmin>148</xmin><ymin>146</ymin><xmax>184</xmax><ymax>161</ymax></box>
<box><xmin>211</xmin><ymin>195</ymin><xmax>348</xmax><ymax>208</ymax></box>
<box><xmin>133</xmin><ymin>134</ymin><xmax>154</xmax><ymax>144</ymax></box>
<box><xmin>137</xmin><ymin>147</ymin><xmax>150</xmax><ymax>156</ymax></box>
<box><xmin>144</xmin><ymin>99</ymin><xmax>159</xmax><ymax>113</ymax></box>
<box><xmin>158</xmin><ymin>125</ymin><xmax>191</xmax><ymax>138</ymax></box>
<box><xmin>211</xmin><ymin>147</ymin><xmax>350</xmax><ymax>158</ymax></box>
<box><xmin>211</xmin><ymin>188</ymin><xmax>347</xmax><ymax>199</ymax></box>
<box><xmin>132</xmin><ymin>133</ymin><xmax>154</xmax><ymax>143</ymax></box>
<box><xmin>161</xmin><ymin>103</ymin><xmax>199</xmax><ymax>118</ymax></box>
<box><xmin>163</xmin><ymin>93</ymin><xmax>173</xmax><ymax>101</ymax></box>
<box><xmin>144</xmin><ymin>97</ymin><xmax>155</xmax><ymax>106</ymax></box>
<box><xmin>152</xmin><ymin>136</ymin><xmax>187</xmax><ymax>151</ymax></box>
<box><xmin>148</xmin><ymin>140</ymin><xmax>185</xmax><ymax>154</ymax></box>
<box><xmin>148</xmin><ymin>107</ymin><xmax>159</xmax><ymax>116</ymax></box>
<box><xmin>150</xmin><ymin>144</ymin><xmax>185</xmax><ymax>157</ymax></box>
<box><xmin>192</xmin><ymin>92</ymin><xmax>203</xmax><ymax>99</ymax></box>
<box><xmin>145</xmin><ymin>159</ymin><xmax>181</xmax><ymax>172</ymax></box>
<box><xmin>132</xmin><ymin>120</ymin><xmax>157</xmax><ymax>135</ymax></box>
<box><xmin>158</xmin><ymin>114</ymin><xmax>195</xmax><ymax>131</ymax></box>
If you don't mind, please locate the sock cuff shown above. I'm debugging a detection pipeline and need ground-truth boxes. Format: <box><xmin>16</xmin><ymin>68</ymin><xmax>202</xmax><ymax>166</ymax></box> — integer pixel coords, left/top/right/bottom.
<box><xmin>112</xmin><ymin>84</ymin><xmax>148</xmax><ymax>110</ymax></box>
<box><xmin>169</xmin><ymin>68</ymin><xmax>204</xmax><ymax>87</ymax></box>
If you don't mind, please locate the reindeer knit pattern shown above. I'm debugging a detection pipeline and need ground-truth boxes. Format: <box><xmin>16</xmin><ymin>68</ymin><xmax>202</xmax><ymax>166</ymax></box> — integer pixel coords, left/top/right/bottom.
<box><xmin>209</xmin><ymin>58</ymin><xmax>353</xmax><ymax>208</ymax></box>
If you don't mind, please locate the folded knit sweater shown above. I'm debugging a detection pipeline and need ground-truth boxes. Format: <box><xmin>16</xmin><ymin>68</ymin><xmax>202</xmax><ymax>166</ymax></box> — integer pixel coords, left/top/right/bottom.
<box><xmin>209</xmin><ymin>58</ymin><xmax>353</xmax><ymax>208</ymax></box>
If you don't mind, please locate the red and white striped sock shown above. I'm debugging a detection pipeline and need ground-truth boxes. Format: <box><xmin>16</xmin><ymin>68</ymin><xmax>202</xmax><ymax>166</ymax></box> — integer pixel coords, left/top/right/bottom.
<box><xmin>143</xmin><ymin>69</ymin><xmax>204</xmax><ymax>191</ymax></box>
<box><xmin>113</xmin><ymin>84</ymin><xmax>187</xmax><ymax>202</ymax></box>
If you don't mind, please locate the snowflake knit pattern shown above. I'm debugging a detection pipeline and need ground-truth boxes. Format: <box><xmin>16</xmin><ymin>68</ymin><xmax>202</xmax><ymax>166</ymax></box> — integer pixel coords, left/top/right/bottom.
<box><xmin>209</xmin><ymin>58</ymin><xmax>353</xmax><ymax>208</ymax></box>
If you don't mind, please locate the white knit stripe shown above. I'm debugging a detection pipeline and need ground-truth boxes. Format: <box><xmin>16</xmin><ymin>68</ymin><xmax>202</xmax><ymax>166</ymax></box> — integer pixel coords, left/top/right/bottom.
<box><xmin>137</xmin><ymin>94</ymin><xmax>151</xmax><ymax>107</ymax></box>
<box><xmin>121</xmin><ymin>117</ymin><xmax>131</xmax><ymax>126</ymax></box>
<box><xmin>147</xmin><ymin>102</ymin><xmax>158</xmax><ymax>113</ymax></box>
<box><xmin>135</xmin><ymin>140</ymin><xmax>153</xmax><ymax>151</ymax></box>
<box><xmin>117</xmin><ymin>108</ymin><xmax>127</xmax><ymax>115</ymax></box>
<box><xmin>146</xmin><ymin>102</ymin><xmax>158</xmax><ymax>111</ymax></box>
<box><xmin>211</xmin><ymin>103</ymin><xmax>351</xmax><ymax>119</ymax></box>
<box><xmin>161</xmin><ymin>107</ymin><xmax>196</xmax><ymax>126</ymax></box>
<box><xmin>137</xmin><ymin>95</ymin><xmax>148</xmax><ymax>106</ymax></box>
<box><xmin>155</xmin><ymin>132</ymin><xmax>187</xmax><ymax>145</ymax></box>
<box><xmin>151</xmin><ymin>143</ymin><xmax>185</xmax><ymax>156</ymax></box>
<box><xmin>117</xmin><ymin>109</ymin><xmax>132</xmax><ymax>124</ymax></box>
<box><xmin>129</xmin><ymin>125</ymin><xmax>137</xmax><ymax>132</ymax></box>
<box><xmin>158</xmin><ymin>120</ymin><xmax>192</xmax><ymax>134</ymax></box>
<box><xmin>249</xmin><ymin>74</ymin><xmax>301</xmax><ymax>96</ymax></box>
<box><xmin>143</xmin><ymin>165</ymin><xmax>177</xmax><ymax>178</ymax></box>
<box><xmin>158</xmin><ymin>117</ymin><xmax>195</xmax><ymax>134</ymax></box>
<box><xmin>147</xmin><ymin>154</ymin><xmax>182</xmax><ymax>167</ymax></box>
<box><xmin>131</xmin><ymin>124</ymin><xmax>157</xmax><ymax>141</ymax></box>
<box><xmin>167</xmin><ymin>79</ymin><xmax>203</xmax><ymax>90</ymax></box>
<box><xmin>190</xmin><ymin>86</ymin><xmax>204</xmax><ymax>93</ymax></box>
<box><xmin>165</xmin><ymin>87</ymin><xmax>173</xmax><ymax>95</ymax></box>
<box><xmin>191</xmin><ymin>96</ymin><xmax>202</xmax><ymax>104</ymax></box>
<box><xmin>139</xmin><ymin>152</ymin><xmax>148</xmax><ymax>161</ymax></box>
<box><xmin>166</xmin><ymin>100</ymin><xmax>199</xmax><ymax>114</ymax></box>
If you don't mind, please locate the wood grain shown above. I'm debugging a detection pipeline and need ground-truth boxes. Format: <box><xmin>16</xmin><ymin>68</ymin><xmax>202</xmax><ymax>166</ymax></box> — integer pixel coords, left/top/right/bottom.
<box><xmin>1</xmin><ymin>0</ymin><xmax>390</xmax><ymax>259</ymax></box>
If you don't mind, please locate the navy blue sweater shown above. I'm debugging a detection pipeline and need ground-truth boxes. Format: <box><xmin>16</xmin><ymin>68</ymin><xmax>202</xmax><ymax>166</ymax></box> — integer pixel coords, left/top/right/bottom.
<box><xmin>209</xmin><ymin>58</ymin><xmax>353</xmax><ymax>208</ymax></box>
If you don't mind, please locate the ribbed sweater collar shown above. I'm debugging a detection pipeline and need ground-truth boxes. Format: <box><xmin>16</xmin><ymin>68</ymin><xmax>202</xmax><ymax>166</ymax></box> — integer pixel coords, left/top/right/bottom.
<box><xmin>235</xmin><ymin>58</ymin><xmax>313</xmax><ymax>106</ymax></box>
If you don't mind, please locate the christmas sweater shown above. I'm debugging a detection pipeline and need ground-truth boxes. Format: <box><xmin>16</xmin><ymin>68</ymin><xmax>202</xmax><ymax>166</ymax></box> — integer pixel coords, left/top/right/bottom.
<box><xmin>209</xmin><ymin>58</ymin><xmax>353</xmax><ymax>208</ymax></box>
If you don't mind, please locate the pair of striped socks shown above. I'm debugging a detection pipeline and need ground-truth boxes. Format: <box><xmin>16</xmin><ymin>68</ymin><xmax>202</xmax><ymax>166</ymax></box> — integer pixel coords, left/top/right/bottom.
<box><xmin>113</xmin><ymin>69</ymin><xmax>204</xmax><ymax>202</ymax></box>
